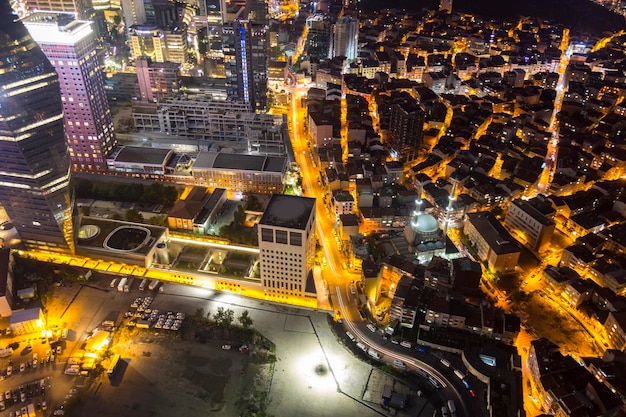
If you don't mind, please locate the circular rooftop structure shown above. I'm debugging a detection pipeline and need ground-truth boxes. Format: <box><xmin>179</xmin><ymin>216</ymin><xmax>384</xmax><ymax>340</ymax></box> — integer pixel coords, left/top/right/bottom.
<box><xmin>78</xmin><ymin>224</ymin><xmax>100</xmax><ymax>240</ymax></box>
<box><xmin>104</xmin><ymin>225</ymin><xmax>151</xmax><ymax>252</ymax></box>
<box><xmin>409</xmin><ymin>213</ymin><xmax>439</xmax><ymax>234</ymax></box>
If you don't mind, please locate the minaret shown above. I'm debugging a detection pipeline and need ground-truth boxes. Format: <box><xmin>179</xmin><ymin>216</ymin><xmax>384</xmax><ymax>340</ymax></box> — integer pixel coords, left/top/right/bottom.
<box><xmin>443</xmin><ymin>182</ymin><xmax>457</xmax><ymax>237</ymax></box>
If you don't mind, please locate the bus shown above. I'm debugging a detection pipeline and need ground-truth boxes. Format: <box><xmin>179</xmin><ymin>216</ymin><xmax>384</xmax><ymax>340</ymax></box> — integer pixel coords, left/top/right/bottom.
<box><xmin>107</xmin><ymin>354</ymin><xmax>121</xmax><ymax>377</ymax></box>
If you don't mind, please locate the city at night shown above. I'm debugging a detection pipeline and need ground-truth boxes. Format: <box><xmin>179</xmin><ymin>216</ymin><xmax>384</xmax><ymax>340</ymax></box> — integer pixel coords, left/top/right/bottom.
<box><xmin>0</xmin><ymin>0</ymin><xmax>625</xmax><ymax>416</ymax></box>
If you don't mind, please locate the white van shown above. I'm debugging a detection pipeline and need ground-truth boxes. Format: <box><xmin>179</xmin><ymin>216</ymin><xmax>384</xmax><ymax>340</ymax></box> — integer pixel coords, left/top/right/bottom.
<box><xmin>440</xmin><ymin>358</ymin><xmax>451</xmax><ymax>367</ymax></box>
<box><xmin>345</xmin><ymin>331</ymin><xmax>356</xmax><ymax>341</ymax></box>
<box><xmin>367</xmin><ymin>349</ymin><xmax>381</xmax><ymax>360</ymax></box>
<box><xmin>356</xmin><ymin>342</ymin><xmax>367</xmax><ymax>352</ymax></box>
<box><xmin>366</xmin><ymin>323</ymin><xmax>376</xmax><ymax>332</ymax></box>
<box><xmin>109</xmin><ymin>278</ymin><xmax>117</xmax><ymax>288</ymax></box>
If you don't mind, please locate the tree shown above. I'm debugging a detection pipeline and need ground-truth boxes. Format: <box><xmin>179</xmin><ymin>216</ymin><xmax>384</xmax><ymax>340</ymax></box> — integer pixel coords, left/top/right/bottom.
<box><xmin>214</xmin><ymin>306</ymin><xmax>225</xmax><ymax>325</ymax></box>
<box><xmin>223</xmin><ymin>308</ymin><xmax>235</xmax><ymax>327</ymax></box>
<box><xmin>194</xmin><ymin>307</ymin><xmax>205</xmax><ymax>320</ymax></box>
<box><xmin>237</xmin><ymin>310</ymin><xmax>253</xmax><ymax>329</ymax></box>
<box><xmin>125</xmin><ymin>209</ymin><xmax>143</xmax><ymax>223</ymax></box>
<box><xmin>215</xmin><ymin>306</ymin><xmax>235</xmax><ymax>327</ymax></box>
<box><xmin>75</xmin><ymin>179</ymin><xmax>94</xmax><ymax>198</ymax></box>
<box><xmin>233</xmin><ymin>205</ymin><xmax>246</xmax><ymax>226</ymax></box>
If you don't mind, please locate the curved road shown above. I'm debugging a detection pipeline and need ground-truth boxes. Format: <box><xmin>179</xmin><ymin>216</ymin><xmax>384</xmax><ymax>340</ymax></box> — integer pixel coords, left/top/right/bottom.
<box><xmin>288</xmin><ymin>87</ymin><xmax>476</xmax><ymax>417</ymax></box>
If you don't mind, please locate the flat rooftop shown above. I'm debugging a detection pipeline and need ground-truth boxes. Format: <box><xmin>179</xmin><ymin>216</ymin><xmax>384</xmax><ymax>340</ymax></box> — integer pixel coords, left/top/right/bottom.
<box><xmin>114</xmin><ymin>146</ymin><xmax>174</xmax><ymax>165</ymax></box>
<box><xmin>259</xmin><ymin>194</ymin><xmax>315</xmax><ymax>230</ymax></box>
<box><xmin>193</xmin><ymin>152</ymin><xmax>287</xmax><ymax>173</ymax></box>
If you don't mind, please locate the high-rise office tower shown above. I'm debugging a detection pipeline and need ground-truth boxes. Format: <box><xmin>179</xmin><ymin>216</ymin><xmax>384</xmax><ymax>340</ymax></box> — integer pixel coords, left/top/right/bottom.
<box><xmin>196</xmin><ymin>0</ymin><xmax>227</xmax><ymax>60</ymax></box>
<box><xmin>305</xmin><ymin>14</ymin><xmax>331</xmax><ymax>61</ymax></box>
<box><xmin>121</xmin><ymin>0</ymin><xmax>147</xmax><ymax>28</ymax></box>
<box><xmin>0</xmin><ymin>4</ymin><xmax>75</xmax><ymax>252</ymax></box>
<box><xmin>136</xmin><ymin>57</ymin><xmax>180</xmax><ymax>102</ymax></box>
<box><xmin>258</xmin><ymin>194</ymin><xmax>317</xmax><ymax>300</ymax></box>
<box><xmin>330</xmin><ymin>16</ymin><xmax>359</xmax><ymax>61</ymax></box>
<box><xmin>223</xmin><ymin>19</ymin><xmax>268</xmax><ymax>111</ymax></box>
<box><xmin>245</xmin><ymin>0</ymin><xmax>268</xmax><ymax>25</ymax></box>
<box><xmin>24</xmin><ymin>13</ymin><xmax>117</xmax><ymax>172</ymax></box>
<box><xmin>17</xmin><ymin>0</ymin><xmax>91</xmax><ymax>18</ymax></box>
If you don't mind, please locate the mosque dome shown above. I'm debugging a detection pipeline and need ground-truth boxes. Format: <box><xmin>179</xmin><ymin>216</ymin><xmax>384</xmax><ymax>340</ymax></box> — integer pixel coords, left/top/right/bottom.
<box><xmin>409</xmin><ymin>213</ymin><xmax>440</xmax><ymax>234</ymax></box>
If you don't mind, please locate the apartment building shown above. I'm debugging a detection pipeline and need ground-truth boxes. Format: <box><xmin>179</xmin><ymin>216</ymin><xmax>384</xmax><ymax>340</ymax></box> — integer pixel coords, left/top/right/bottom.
<box><xmin>504</xmin><ymin>198</ymin><xmax>555</xmax><ymax>252</ymax></box>
<box><xmin>464</xmin><ymin>212</ymin><xmax>520</xmax><ymax>273</ymax></box>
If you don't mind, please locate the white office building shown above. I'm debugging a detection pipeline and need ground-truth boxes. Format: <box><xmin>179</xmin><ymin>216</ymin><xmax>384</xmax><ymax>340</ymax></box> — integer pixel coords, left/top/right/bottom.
<box><xmin>258</xmin><ymin>195</ymin><xmax>317</xmax><ymax>301</ymax></box>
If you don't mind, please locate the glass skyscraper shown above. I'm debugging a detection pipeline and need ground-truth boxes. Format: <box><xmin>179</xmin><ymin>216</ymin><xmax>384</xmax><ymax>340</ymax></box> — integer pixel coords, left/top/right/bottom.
<box><xmin>223</xmin><ymin>19</ymin><xmax>268</xmax><ymax>112</ymax></box>
<box><xmin>0</xmin><ymin>2</ymin><xmax>75</xmax><ymax>253</ymax></box>
<box><xmin>23</xmin><ymin>13</ymin><xmax>117</xmax><ymax>172</ymax></box>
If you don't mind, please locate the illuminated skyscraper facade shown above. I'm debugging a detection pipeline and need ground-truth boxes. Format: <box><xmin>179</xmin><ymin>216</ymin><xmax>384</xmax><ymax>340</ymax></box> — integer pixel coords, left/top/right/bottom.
<box><xmin>0</xmin><ymin>5</ymin><xmax>75</xmax><ymax>252</ymax></box>
<box><xmin>223</xmin><ymin>19</ymin><xmax>268</xmax><ymax>111</ymax></box>
<box><xmin>330</xmin><ymin>16</ymin><xmax>359</xmax><ymax>61</ymax></box>
<box><xmin>23</xmin><ymin>13</ymin><xmax>117</xmax><ymax>172</ymax></box>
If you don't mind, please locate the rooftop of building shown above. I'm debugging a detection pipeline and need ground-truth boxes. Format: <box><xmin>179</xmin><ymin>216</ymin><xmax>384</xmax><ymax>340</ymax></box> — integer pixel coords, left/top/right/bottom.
<box><xmin>113</xmin><ymin>146</ymin><xmax>174</xmax><ymax>166</ymax></box>
<box><xmin>259</xmin><ymin>194</ymin><xmax>315</xmax><ymax>230</ymax></box>
<box><xmin>466</xmin><ymin>211</ymin><xmax>520</xmax><ymax>255</ymax></box>
<box><xmin>193</xmin><ymin>152</ymin><xmax>287</xmax><ymax>173</ymax></box>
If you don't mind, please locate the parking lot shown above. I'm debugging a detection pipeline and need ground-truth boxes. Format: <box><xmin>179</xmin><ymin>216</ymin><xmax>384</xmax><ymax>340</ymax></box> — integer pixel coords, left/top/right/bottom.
<box><xmin>2</xmin><ymin>273</ymin><xmax>419</xmax><ymax>417</ymax></box>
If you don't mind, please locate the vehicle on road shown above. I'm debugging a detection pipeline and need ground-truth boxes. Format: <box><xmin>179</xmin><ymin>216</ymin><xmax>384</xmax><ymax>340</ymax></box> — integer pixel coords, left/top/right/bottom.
<box><xmin>110</xmin><ymin>278</ymin><xmax>117</xmax><ymax>288</ymax></box>
<box><xmin>345</xmin><ymin>331</ymin><xmax>355</xmax><ymax>341</ymax></box>
<box><xmin>366</xmin><ymin>323</ymin><xmax>376</xmax><ymax>332</ymax></box>
<box><xmin>428</xmin><ymin>375</ymin><xmax>440</xmax><ymax>388</ymax></box>
<box><xmin>447</xmin><ymin>400</ymin><xmax>456</xmax><ymax>415</ymax></box>
<box><xmin>400</xmin><ymin>341</ymin><xmax>411</xmax><ymax>348</ymax></box>
<box><xmin>454</xmin><ymin>369</ymin><xmax>465</xmax><ymax>380</ymax></box>
<box><xmin>138</xmin><ymin>278</ymin><xmax>148</xmax><ymax>291</ymax></box>
<box><xmin>356</xmin><ymin>342</ymin><xmax>367</xmax><ymax>352</ymax></box>
<box><xmin>415</xmin><ymin>345</ymin><xmax>427</xmax><ymax>353</ymax></box>
<box><xmin>440</xmin><ymin>358</ymin><xmax>451</xmax><ymax>367</ymax></box>
<box><xmin>392</xmin><ymin>359</ymin><xmax>406</xmax><ymax>368</ymax></box>
<box><xmin>221</xmin><ymin>344</ymin><xmax>232</xmax><ymax>350</ymax></box>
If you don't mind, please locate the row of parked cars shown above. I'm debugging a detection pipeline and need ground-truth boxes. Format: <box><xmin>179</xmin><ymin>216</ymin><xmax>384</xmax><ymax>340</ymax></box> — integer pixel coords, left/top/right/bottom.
<box><xmin>0</xmin><ymin>378</ymin><xmax>47</xmax><ymax>414</ymax></box>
